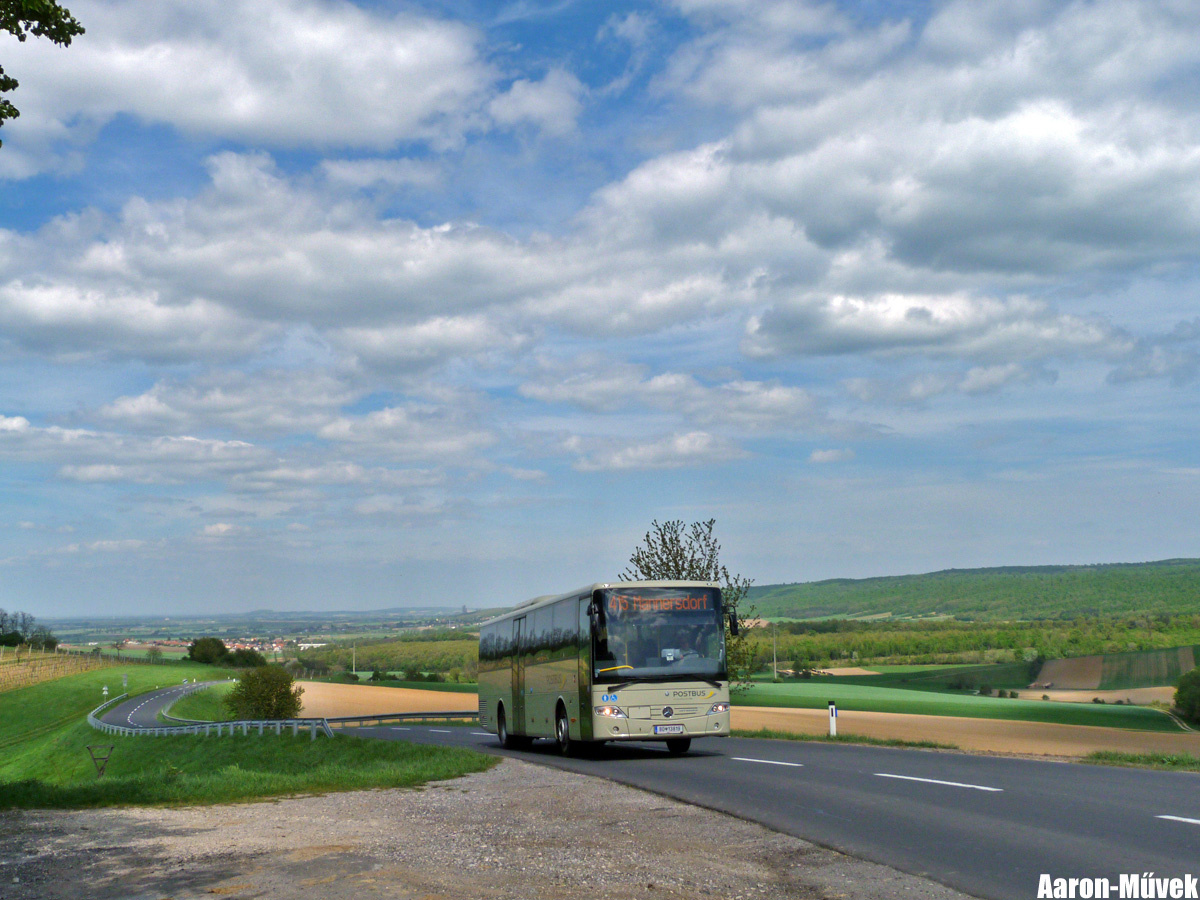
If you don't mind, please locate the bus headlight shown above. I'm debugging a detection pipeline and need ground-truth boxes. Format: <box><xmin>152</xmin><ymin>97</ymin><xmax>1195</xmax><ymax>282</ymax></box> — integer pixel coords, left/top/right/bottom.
<box><xmin>594</xmin><ymin>705</ymin><xmax>627</xmax><ymax>718</ymax></box>
<box><xmin>708</xmin><ymin>702</ymin><xmax>730</xmax><ymax>715</ymax></box>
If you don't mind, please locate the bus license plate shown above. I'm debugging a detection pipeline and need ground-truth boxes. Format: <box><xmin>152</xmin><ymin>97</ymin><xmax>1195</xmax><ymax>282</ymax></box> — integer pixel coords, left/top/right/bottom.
<box><xmin>654</xmin><ymin>724</ymin><xmax>685</xmax><ymax>735</ymax></box>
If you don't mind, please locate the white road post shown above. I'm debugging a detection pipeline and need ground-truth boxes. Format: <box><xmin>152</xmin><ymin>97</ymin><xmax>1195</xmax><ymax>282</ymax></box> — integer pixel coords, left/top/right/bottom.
<box><xmin>828</xmin><ymin>700</ymin><xmax>837</xmax><ymax>737</ymax></box>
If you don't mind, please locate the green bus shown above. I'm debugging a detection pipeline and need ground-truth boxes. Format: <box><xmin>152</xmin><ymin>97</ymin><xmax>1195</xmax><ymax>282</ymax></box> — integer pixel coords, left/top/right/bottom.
<box><xmin>478</xmin><ymin>580</ymin><xmax>735</xmax><ymax>755</ymax></box>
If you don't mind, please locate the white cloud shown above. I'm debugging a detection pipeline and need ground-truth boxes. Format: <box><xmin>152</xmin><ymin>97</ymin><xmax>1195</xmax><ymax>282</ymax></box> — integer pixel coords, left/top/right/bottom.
<box><xmin>333</xmin><ymin>316</ymin><xmax>529</xmax><ymax>370</ymax></box>
<box><xmin>0</xmin><ymin>281</ymin><xmax>264</xmax><ymax>362</ymax></box>
<box><xmin>809</xmin><ymin>448</ymin><xmax>854</xmax><ymax>464</ymax></box>
<box><xmin>201</xmin><ymin>523</ymin><xmax>244</xmax><ymax>538</ymax></box>
<box><xmin>319</xmin><ymin>158</ymin><xmax>442</xmax><ymax>190</ymax></box>
<box><xmin>743</xmin><ymin>292</ymin><xmax>1134</xmax><ymax>363</ymax></box>
<box><xmin>489</xmin><ymin>68</ymin><xmax>585</xmax><ymax>136</ymax></box>
<box><xmin>99</xmin><ymin>370</ymin><xmax>358</xmax><ymax>436</ymax></box>
<box><xmin>318</xmin><ymin>402</ymin><xmax>494</xmax><ymax>463</ymax></box>
<box><xmin>566</xmin><ymin>431</ymin><xmax>744</xmax><ymax>471</ymax></box>
<box><xmin>520</xmin><ymin>356</ymin><xmax>824</xmax><ymax>432</ymax></box>
<box><xmin>1</xmin><ymin>0</ymin><xmax>495</xmax><ymax>174</ymax></box>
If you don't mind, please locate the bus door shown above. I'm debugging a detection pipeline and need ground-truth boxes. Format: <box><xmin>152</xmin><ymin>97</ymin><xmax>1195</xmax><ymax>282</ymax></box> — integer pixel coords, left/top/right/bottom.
<box><xmin>512</xmin><ymin>615</ymin><xmax>526</xmax><ymax>734</ymax></box>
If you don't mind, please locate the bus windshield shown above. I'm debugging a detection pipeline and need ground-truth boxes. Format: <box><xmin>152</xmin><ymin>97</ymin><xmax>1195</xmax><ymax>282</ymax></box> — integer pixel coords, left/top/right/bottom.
<box><xmin>593</xmin><ymin>587</ymin><xmax>725</xmax><ymax>683</ymax></box>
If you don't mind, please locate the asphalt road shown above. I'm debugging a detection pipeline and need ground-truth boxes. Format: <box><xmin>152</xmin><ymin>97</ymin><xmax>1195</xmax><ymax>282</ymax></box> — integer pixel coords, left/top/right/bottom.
<box><xmin>100</xmin><ymin>680</ymin><xmax>218</xmax><ymax>728</ymax></box>
<box><xmin>354</xmin><ymin>723</ymin><xmax>1200</xmax><ymax>900</ymax></box>
<box><xmin>100</xmin><ymin>689</ymin><xmax>1199</xmax><ymax>900</ymax></box>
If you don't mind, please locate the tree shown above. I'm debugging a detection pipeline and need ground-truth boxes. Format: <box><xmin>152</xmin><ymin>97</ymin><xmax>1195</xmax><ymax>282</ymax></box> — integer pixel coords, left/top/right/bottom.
<box><xmin>1176</xmin><ymin>667</ymin><xmax>1200</xmax><ymax>722</ymax></box>
<box><xmin>145</xmin><ymin>646</ymin><xmax>163</xmax><ymax>664</ymax></box>
<box><xmin>28</xmin><ymin>625</ymin><xmax>56</xmax><ymax>650</ymax></box>
<box><xmin>228</xmin><ymin>648</ymin><xmax>267</xmax><ymax>668</ymax></box>
<box><xmin>187</xmin><ymin>637</ymin><xmax>230</xmax><ymax>665</ymax></box>
<box><xmin>622</xmin><ymin>518</ymin><xmax>757</xmax><ymax>688</ymax></box>
<box><xmin>224</xmin><ymin>666</ymin><xmax>304</xmax><ymax>720</ymax></box>
<box><xmin>1</xmin><ymin>0</ymin><xmax>85</xmax><ymax>147</ymax></box>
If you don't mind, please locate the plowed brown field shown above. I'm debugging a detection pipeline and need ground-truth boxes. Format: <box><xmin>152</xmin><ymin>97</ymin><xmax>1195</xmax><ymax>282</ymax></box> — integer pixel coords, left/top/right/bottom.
<box><xmin>731</xmin><ymin>706</ymin><xmax>1200</xmax><ymax>757</ymax></box>
<box><xmin>1013</xmin><ymin>687</ymin><xmax>1176</xmax><ymax>705</ymax></box>
<box><xmin>297</xmin><ymin>682</ymin><xmax>477</xmax><ymax>718</ymax></box>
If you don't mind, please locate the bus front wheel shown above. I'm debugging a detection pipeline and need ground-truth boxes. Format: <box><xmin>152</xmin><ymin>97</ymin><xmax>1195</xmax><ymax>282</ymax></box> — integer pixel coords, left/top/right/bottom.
<box><xmin>666</xmin><ymin>738</ymin><xmax>691</xmax><ymax>755</ymax></box>
<box><xmin>555</xmin><ymin>706</ymin><xmax>574</xmax><ymax>756</ymax></box>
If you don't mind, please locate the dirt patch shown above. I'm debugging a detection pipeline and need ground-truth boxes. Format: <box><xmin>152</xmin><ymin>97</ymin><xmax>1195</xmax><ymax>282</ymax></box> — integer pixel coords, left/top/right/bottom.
<box><xmin>731</xmin><ymin>705</ymin><xmax>1200</xmax><ymax>757</ymax></box>
<box><xmin>0</xmin><ymin>760</ymin><xmax>975</xmax><ymax>900</ymax></box>
<box><xmin>1036</xmin><ymin>655</ymin><xmax>1104</xmax><ymax>690</ymax></box>
<box><xmin>297</xmin><ymin>681</ymin><xmax>477</xmax><ymax>718</ymax></box>
<box><xmin>1013</xmin><ymin>687</ymin><xmax>1176</xmax><ymax>705</ymax></box>
<box><xmin>822</xmin><ymin>667</ymin><xmax>880</xmax><ymax>676</ymax></box>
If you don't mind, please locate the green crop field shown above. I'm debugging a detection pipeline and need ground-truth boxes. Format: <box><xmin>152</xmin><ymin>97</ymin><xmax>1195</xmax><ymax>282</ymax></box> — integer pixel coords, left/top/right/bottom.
<box><xmin>735</xmin><ymin>680</ymin><xmax>1183</xmax><ymax>731</ymax></box>
<box><xmin>0</xmin><ymin>664</ymin><xmax>494</xmax><ymax>809</ymax></box>
<box><xmin>1099</xmin><ymin>646</ymin><xmax>1200</xmax><ymax>689</ymax></box>
<box><xmin>817</xmin><ymin>663</ymin><xmax>1035</xmax><ymax>692</ymax></box>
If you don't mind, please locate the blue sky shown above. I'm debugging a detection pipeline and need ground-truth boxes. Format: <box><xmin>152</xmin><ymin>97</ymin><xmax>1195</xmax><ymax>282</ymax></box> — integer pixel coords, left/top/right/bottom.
<box><xmin>2</xmin><ymin>0</ymin><xmax>1200</xmax><ymax>615</ymax></box>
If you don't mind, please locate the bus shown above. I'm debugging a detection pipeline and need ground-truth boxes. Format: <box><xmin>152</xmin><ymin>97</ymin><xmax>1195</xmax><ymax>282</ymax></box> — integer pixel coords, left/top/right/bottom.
<box><xmin>477</xmin><ymin>580</ymin><xmax>736</xmax><ymax>755</ymax></box>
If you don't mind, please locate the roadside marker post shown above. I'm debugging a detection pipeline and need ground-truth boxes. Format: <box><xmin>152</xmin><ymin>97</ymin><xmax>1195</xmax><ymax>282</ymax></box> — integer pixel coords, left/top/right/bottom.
<box><xmin>86</xmin><ymin>745</ymin><xmax>115</xmax><ymax>777</ymax></box>
<box><xmin>828</xmin><ymin>700</ymin><xmax>837</xmax><ymax>737</ymax></box>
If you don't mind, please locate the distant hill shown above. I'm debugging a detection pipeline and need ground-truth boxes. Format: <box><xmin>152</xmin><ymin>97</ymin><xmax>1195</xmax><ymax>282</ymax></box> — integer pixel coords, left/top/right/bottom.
<box><xmin>748</xmin><ymin>558</ymin><xmax>1200</xmax><ymax>621</ymax></box>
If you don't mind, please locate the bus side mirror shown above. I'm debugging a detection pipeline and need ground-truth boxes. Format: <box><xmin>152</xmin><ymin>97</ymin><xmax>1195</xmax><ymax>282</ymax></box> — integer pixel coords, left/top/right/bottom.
<box><xmin>729</xmin><ymin>612</ymin><xmax>739</xmax><ymax>636</ymax></box>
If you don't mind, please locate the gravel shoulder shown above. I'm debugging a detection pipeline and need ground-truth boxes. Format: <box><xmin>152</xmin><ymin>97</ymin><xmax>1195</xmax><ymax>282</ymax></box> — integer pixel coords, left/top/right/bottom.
<box><xmin>0</xmin><ymin>758</ymin><xmax>977</xmax><ymax>900</ymax></box>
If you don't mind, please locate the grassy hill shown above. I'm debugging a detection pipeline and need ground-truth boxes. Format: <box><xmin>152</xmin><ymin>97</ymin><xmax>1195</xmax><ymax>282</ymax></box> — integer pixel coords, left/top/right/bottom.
<box><xmin>0</xmin><ymin>663</ymin><xmax>493</xmax><ymax>809</ymax></box>
<box><xmin>750</xmin><ymin>558</ymin><xmax>1200</xmax><ymax>621</ymax></box>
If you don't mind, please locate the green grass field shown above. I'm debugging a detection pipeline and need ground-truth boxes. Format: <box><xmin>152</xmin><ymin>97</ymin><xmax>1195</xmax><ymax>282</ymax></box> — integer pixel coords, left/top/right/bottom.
<box><xmin>0</xmin><ymin>664</ymin><xmax>495</xmax><ymax>809</ymax></box>
<box><xmin>164</xmin><ymin>681</ymin><xmax>237</xmax><ymax>722</ymax></box>
<box><xmin>735</xmin><ymin>680</ymin><xmax>1182</xmax><ymax>731</ymax></box>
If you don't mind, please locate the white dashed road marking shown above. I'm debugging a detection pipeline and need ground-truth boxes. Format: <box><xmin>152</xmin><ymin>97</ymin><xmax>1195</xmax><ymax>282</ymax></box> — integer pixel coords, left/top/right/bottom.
<box><xmin>1157</xmin><ymin>815</ymin><xmax>1200</xmax><ymax>826</ymax></box>
<box><xmin>732</xmin><ymin>757</ymin><xmax>803</xmax><ymax>767</ymax></box>
<box><xmin>429</xmin><ymin>729</ymin><xmax>451</xmax><ymax>733</ymax></box>
<box><xmin>875</xmin><ymin>773</ymin><xmax>1002</xmax><ymax>792</ymax></box>
<box><xmin>471</xmin><ymin>732</ymin><xmax>491</xmax><ymax>736</ymax></box>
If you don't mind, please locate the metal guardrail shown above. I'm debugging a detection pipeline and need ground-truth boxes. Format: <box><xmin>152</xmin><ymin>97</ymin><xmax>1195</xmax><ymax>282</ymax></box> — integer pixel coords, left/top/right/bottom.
<box><xmin>86</xmin><ymin>683</ymin><xmax>478</xmax><ymax>740</ymax></box>
<box><xmin>86</xmin><ymin>688</ymin><xmax>335</xmax><ymax>739</ymax></box>
<box><xmin>324</xmin><ymin>711</ymin><xmax>478</xmax><ymax>728</ymax></box>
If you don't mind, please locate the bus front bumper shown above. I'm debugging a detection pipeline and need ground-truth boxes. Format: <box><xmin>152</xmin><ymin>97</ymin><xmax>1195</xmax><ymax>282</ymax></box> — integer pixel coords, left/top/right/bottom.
<box><xmin>596</xmin><ymin>712</ymin><xmax>729</xmax><ymax>740</ymax></box>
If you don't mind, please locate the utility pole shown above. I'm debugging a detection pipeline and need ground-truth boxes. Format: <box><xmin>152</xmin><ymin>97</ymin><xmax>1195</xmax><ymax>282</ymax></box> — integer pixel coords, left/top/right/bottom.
<box><xmin>352</xmin><ymin>644</ymin><xmax>356</xmax><ymax>676</ymax></box>
<box><xmin>772</xmin><ymin>621</ymin><xmax>777</xmax><ymax>682</ymax></box>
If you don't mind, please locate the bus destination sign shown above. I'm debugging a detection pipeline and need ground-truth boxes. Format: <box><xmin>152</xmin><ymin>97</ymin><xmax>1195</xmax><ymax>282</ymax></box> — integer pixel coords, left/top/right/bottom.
<box><xmin>606</xmin><ymin>593</ymin><xmax>711</xmax><ymax>615</ymax></box>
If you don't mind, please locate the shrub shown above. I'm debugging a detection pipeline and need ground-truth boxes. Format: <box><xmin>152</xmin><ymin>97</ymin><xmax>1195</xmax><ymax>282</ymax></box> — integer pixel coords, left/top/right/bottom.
<box><xmin>188</xmin><ymin>637</ymin><xmax>230</xmax><ymax>665</ymax></box>
<box><xmin>1176</xmin><ymin>667</ymin><xmax>1200</xmax><ymax>721</ymax></box>
<box><xmin>224</xmin><ymin>666</ymin><xmax>304</xmax><ymax>719</ymax></box>
<box><xmin>977</xmin><ymin>684</ymin><xmax>992</xmax><ymax>696</ymax></box>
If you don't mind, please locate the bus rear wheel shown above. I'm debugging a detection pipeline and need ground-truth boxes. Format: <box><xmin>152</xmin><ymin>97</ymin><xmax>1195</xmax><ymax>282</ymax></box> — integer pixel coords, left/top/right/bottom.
<box><xmin>666</xmin><ymin>738</ymin><xmax>691</xmax><ymax>755</ymax></box>
<box><xmin>498</xmin><ymin>706</ymin><xmax>521</xmax><ymax>750</ymax></box>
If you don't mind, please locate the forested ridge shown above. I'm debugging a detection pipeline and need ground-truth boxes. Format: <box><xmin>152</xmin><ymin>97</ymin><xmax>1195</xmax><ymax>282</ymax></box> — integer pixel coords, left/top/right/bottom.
<box><xmin>750</xmin><ymin>558</ymin><xmax>1200</xmax><ymax>621</ymax></box>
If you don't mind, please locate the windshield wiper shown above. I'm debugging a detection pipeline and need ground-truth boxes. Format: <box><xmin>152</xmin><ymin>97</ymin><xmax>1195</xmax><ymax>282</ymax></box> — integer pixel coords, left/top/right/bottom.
<box><xmin>606</xmin><ymin>675</ymin><xmax>723</xmax><ymax>691</ymax></box>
